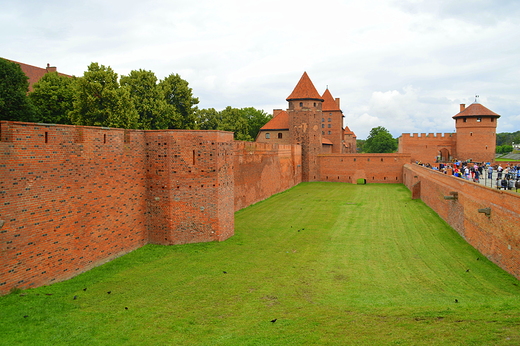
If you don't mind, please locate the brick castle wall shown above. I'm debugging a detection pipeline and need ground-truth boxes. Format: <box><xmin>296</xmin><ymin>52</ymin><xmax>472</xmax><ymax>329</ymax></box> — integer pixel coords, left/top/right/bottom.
<box><xmin>233</xmin><ymin>142</ymin><xmax>302</xmax><ymax>211</ymax></box>
<box><xmin>319</xmin><ymin>153</ymin><xmax>412</xmax><ymax>184</ymax></box>
<box><xmin>0</xmin><ymin>122</ymin><xmax>238</xmax><ymax>294</ymax></box>
<box><xmin>0</xmin><ymin>122</ymin><xmax>149</xmax><ymax>293</ymax></box>
<box><xmin>403</xmin><ymin>164</ymin><xmax>520</xmax><ymax>279</ymax></box>
<box><xmin>398</xmin><ymin>133</ymin><xmax>457</xmax><ymax>163</ymax></box>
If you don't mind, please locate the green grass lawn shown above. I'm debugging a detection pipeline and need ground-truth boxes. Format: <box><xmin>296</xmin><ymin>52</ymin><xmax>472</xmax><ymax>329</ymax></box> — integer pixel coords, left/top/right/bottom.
<box><xmin>1</xmin><ymin>182</ymin><xmax>519</xmax><ymax>346</ymax></box>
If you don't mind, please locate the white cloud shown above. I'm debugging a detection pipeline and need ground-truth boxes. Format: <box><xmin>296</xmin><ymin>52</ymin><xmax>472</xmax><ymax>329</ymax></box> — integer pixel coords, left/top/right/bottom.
<box><xmin>1</xmin><ymin>0</ymin><xmax>519</xmax><ymax>138</ymax></box>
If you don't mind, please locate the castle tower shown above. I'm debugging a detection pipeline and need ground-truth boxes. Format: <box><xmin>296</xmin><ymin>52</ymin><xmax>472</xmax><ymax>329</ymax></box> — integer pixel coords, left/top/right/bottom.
<box><xmin>453</xmin><ymin>99</ymin><xmax>500</xmax><ymax>163</ymax></box>
<box><xmin>321</xmin><ymin>88</ymin><xmax>344</xmax><ymax>153</ymax></box>
<box><xmin>286</xmin><ymin>72</ymin><xmax>324</xmax><ymax>182</ymax></box>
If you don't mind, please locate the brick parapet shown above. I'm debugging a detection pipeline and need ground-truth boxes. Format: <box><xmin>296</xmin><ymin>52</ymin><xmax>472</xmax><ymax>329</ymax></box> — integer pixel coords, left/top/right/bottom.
<box><xmin>319</xmin><ymin>153</ymin><xmax>412</xmax><ymax>184</ymax></box>
<box><xmin>403</xmin><ymin>164</ymin><xmax>520</xmax><ymax>279</ymax></box>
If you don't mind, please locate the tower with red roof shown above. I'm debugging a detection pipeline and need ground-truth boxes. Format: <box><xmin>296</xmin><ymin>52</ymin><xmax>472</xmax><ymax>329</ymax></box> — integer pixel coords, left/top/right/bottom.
<box><xmin>453</xmin><ymin>99</ymin><xmax>500</xmax><ymax>163</ymax></box>
<box><xmin>286</xmin><ymin>72</ymin><xmax>324</xmax><ymax>182</ymax></box>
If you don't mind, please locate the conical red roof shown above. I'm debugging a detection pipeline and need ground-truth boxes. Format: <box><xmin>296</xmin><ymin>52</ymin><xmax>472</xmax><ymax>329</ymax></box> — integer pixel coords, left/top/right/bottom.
<box><xmin>286</xmin><ymin>72</ymin><xmax>324</xmax><ymax>101</ymax></box>
<box><xmin>322</xmin><ymin>89</ymin><xmax>340</xmax><ymax>111</ymax></box>
<box><xmin>453</xmin><ymin>103</ymin><xmax>500</xmax><ymax>118</ymax></box>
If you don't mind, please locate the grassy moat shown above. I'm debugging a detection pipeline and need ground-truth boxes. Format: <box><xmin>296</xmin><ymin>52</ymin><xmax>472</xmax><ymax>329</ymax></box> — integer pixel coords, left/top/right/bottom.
<box><xmin>1</xmin><ymin>183</ymin><xmax>519</xmax><ymax>345</ymax></box>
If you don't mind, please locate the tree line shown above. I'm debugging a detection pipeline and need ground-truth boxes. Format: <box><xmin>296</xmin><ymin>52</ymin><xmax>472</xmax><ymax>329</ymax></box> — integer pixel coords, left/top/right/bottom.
<box><xmin>0</xmin><ymin>59</ymin><xmax>271</xmax><ymax>141</ymax></box>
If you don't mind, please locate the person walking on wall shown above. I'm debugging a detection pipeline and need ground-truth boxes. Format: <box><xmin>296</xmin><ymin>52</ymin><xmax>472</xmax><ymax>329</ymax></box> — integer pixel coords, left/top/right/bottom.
<box><xmin>488</xmin><ymin>165</ymin><xmax>493</xmax><ymax>180</ymax></box>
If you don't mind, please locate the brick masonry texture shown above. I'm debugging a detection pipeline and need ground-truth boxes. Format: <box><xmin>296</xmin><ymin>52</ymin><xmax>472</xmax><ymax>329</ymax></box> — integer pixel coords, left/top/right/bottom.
<box><xmin>0</xmin><ymin>122</ymin><xmax>247</xmax><ymax>294</ymax></box>
<box><xmin>233</xmin><ymin>142</ymin><xmax>302</xmax><ymax>211</ymax></box>
<box><xmin>1</xmin><ymin>119</ymin><xmax>518</xmax><ymax>295</ymax></box>
<box><xmin>319</xmin><ymin>153</ymin><xmax>412</xmax><ymax>183</ymax></box>
<box><xmin>403</xmin><ymin>164</ymin><xmax>520</xmax><ymax>280</ymax></box>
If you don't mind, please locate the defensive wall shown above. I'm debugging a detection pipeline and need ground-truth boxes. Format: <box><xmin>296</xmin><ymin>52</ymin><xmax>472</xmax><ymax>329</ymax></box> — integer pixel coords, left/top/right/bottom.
<box><xmin>319</xmin><ymin>153</ymin><xmax>412</xmax><ymax>184</ymax></box>
<box><xmin>2</xmin><ymin>120</ymin><xmax>517</xmax><ymax>294</ymax></box>
<box><xmin>233</xmin><ymin>142</ymin><xmax>301</xmax><ymax>211</ymax></box>
<box><xmin>403</xmin><ymin>164</ymin><xmax>520</xmax><ymax>280</ymax></box>
<box><xmin>0</xmin><ymin>121</ymin><xmax>301</xmax><ymax>294</ymax></box>
<box><xmin>398</xmin><ymin>133</ymin><xmax>457</xmax><ymax>163</ymax></box>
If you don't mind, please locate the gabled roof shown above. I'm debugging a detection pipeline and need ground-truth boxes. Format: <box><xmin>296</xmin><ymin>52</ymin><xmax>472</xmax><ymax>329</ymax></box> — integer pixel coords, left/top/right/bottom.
<box><xmin>344</xmin><ymin>126</ymin><xmax>357</xmax><ymax>138</ymax></box>
<box><xmin>259</xmin><ymin>110</ymin><xmax>289</xmax><ymax>131</ymax></box>
<box><xmin>322</xmin><ymin>88</ymin><xmax>341</xmax><ymax>111</ymax></box>
<box><xmin>286</xmin><ymin>72</ymin><xmax>324</xmax><ymax>102</ymax></box>
<box><xmin>322</xmin><ymin>138</ymin><xmax>333</xmax><ymax>145</ymax></box>
<box><xmin>6</xmin><ymin>59</ymin><xmax>72</xmax><ymax>92</ymax></box>
<box><xmin>453</xmin><ymin>102</ymin><xmax>500</xmax><ymax>119</ymax></box>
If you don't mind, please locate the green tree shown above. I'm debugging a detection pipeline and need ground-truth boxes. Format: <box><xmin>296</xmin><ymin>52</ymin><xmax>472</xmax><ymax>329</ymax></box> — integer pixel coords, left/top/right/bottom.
<box><xmin>363</xmin><ymin>126</ymin><xmax>397</xmax><ymax>153</ymax></box>
<box><xmin>159</xmin><ymin>73</ymin><xmax>199</xmax><ymax>129</ymax></box>
<box><xmin>29</xmin><ymin>72</ymin><xmax>75</xmax><ymax>124</ymax></box>
<box><xmin>218</xmin><ymin>106</ymin><xmax>252</xmax><ymax>141</ymax></box>
<box><xmin>70</xmin><ymin>63</ymin><xmax>138</xmax><ymax>128</ymax></box>
<box><xmin>120</xmin><ymin>69</ymin><xmax>168</xmax><ymax>129</ymax></box>
<box><xmin>240</xmin><ymin>107</ymin><xmax>272</xmax><ymax>140</ymax></box>
<box><xmin>0</xmin><ymin>58</ymin><xmax>36</xmax><ymax>121</ymax></box>
<box><xmin>195</xmin><ymin>108</ymin><xmax>220</xmax><ymax>130</ymax></box>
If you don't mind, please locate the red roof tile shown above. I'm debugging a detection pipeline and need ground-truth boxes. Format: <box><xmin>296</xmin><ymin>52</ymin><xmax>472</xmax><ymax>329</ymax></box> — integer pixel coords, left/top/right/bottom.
<box><xmin>322</xmin><ymin>138</ymin><xmax>333</xmax><ymax>145</ymax></box>
<box><xmin>344</xmin><ymin>126</ymin><xmax>357</xmax><ymax>137</ymax></box>
<box><xmin>260</xmin><ymin>110</ymin><xmax>289</xmax><ymax>130</ymax></box>
<box><xmin>453</xmin><ymin>102</ymin><xmax>500</xmax><ymax>118</ymax></box>
<box><xmin>322</xmin><ymin>89</ymin><xmax>340</xmax><ymax>111</ymax></box>
<box><xmin>286</xmin><ymin>72</ymin><xmax>324</xmax><ymax>101</ymax></box>
<box><xmin>6</xmin><ymin>59</ymin><xmax>72</xmax><ymax>92</ymax></box>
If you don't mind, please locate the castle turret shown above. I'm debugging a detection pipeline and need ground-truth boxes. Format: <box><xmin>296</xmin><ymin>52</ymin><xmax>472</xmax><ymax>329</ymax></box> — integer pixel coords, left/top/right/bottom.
<box><xmin>453</xmin><ymin>99</ymin><xmax>500</xmax><ymax>163</ymax></box>
<box><xmin>286</xmin><ymin>72</ymin><xmax>324</xmax><ymax>181</ymax></box>
<box><xmin>321</xmin><ymin>88</ymin><xmax>344</xmax><ymax>153</ymax></box>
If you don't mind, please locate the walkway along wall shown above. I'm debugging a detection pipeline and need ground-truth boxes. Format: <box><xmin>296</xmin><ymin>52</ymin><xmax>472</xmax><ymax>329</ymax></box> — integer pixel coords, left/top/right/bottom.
<box><xmin>403</xmin><ymin>164</ymin><xmax>520</xmax><ymax>280</ymax></box>
<box><xmin>0</xmin><ymin>122</ymin><xmax>301</xmax><ymax>295</ymax></box>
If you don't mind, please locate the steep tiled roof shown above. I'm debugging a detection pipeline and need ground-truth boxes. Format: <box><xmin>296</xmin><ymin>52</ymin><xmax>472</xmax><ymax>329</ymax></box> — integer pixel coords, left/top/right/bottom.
<box><xmin>453</xmin><ymin>102</ymin><xmax>500</xmax><ymax>118</ymax></box>
<box><xmin>322</xmin><ymin>138</ymin><xmax>333</xmax><ymax>145</ymax></box>
<box><xmin>6</xmin><ymin>59</ymin><xmax>72</xmax><ymax>92</ymax></box>
<box><xmin>260</xmin><ymin>110</ymin><xmax>289</xmax><ymax>130</ymax></box>
<box><xmin>322</xmin><ymin>89</ymin><xmax>340</xmax><ymax>111</ymax></box>
<box><xmin>286</xmin><ymin>72</ymin><xmax>324</xmax><ymax>101</ymax></box>
<box><xmin>344</xmin><ymin>126</ymin><xmax>357</xmax><ymax>138</ymax></box>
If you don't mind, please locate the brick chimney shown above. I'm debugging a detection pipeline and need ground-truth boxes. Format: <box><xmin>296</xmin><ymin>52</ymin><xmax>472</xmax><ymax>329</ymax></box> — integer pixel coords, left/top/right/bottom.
<box><xmin>46</xmin><ymin>63</ymin><xmax>57</xmax><ymax>73</ymax></box>
<box><xmin>335</xmin><ymin>98</ymin><xmax>340</xmax><ymax>109</ymax></box>
<box><xmin>460</xmin><ymin>104</ymin><xmax>465</xmax><ymax>112</ymax></box>
<box><xmin>273</xmin><ymin>109</ymin><xmax>283</xmax><ymax>117</ymax></box>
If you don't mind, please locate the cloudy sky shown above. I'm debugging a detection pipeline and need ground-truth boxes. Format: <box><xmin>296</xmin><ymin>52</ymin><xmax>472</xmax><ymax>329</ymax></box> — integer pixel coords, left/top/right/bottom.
<box><xmin>2</xmin><ymin>0</ymin><xmax>519</xmax><ymax>139</ymax></box>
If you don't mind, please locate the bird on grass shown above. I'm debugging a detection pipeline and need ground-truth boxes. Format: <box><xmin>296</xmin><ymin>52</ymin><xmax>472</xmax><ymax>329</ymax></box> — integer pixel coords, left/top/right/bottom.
<box><xmin>107</xmin><ymin>291</ymin><xmax>111</xmax><ymax>294</ymax></box>
<box><xmin>223</xmin><ymin>271</ymin><xmax>227</xmax><ymax>274</ymax></box>
<box><xmin>270</xmin><ymin>319</ymin><xmax>277</xmax><ymax>323</ymax></box>
<box><xmin>83</xmin><ymin>288</ymin><xmax>87</xmax><ymax>291</ymax></box>
<box><xmin>466</xmin><ymin>269</ymin><xmax>470</xmax><ymax>272</ymax></box>
<box><xmin>125</xmin><ymin>307</ymin><xmax>128</xmax><ymax>310</ymax></box>
<box><xmin>73</xmin><ymin>295</ymin><xmax>77</xmax><ymax>300</ymax></box>
<box><xmin>455</xmin><ymin>299</ymin><xmax>459</xmax><ymax>303</ymax></box>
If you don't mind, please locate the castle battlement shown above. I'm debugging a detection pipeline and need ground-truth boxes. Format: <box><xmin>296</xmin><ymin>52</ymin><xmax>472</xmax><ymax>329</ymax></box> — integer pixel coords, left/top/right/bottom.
<box><xmin>400</xmin><ymin>132</ymin><xmax>455</xmax><ymax>139</ymax></box>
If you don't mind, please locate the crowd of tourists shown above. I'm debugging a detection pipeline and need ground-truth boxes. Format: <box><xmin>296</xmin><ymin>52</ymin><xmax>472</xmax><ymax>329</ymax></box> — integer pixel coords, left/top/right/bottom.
<box><xmin>417</xmin><ymin>161</ymin><xmax>520</xmax><ymax>191</ymax></box>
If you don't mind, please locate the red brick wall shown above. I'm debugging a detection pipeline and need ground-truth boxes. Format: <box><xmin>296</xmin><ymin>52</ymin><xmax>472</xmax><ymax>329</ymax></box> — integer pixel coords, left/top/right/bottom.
<box><xmin>0</xmin><ymin>122</ymin><xmax>149</xmax><ymax>294</ymax></box>
<box><xmin>403</xmin><ymin>164</ymin><xmax>520</xmax><ymax>279</ymax></box>
<box><xmin>233</xmin><ymin>142</ymin><xmax>302</xmax><ymax>211</ymax></box>
<box><xmin>145</xmin><ymin>130</ymin><xmax>235</xmax><ymax>245</ymax></box>
<box><xmin>398</xmin><ymin>133</ymin><xmax>457</xmax><ymax>163</ymax></box>
<box><xmin>455</xmin><ymin>117</ymin><xmax>497</xmax><ymax>163</ymax></box>
<box><xmin>288</xmin><ymin>100</ymin><xmax>322</xmax><ymax>182</ymax></box>
<box><xmin>319</xmin><ymin>153</ymin><xmax>412</xmax><ymax>184</ymax></box>
<box><xmin>0</xmin><ymin>121</ymin><xmax>235</xmax><ymax>295</ymax></box>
